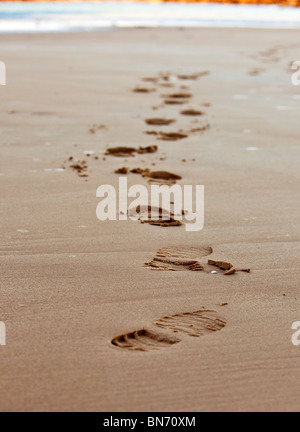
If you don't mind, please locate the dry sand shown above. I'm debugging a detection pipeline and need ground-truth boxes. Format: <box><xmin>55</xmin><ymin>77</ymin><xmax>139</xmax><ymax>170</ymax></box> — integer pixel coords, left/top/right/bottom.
<box><xmin>0</xmin><ymin>28</ymin><xmax>299</xmax><ymax>412</ymax></box>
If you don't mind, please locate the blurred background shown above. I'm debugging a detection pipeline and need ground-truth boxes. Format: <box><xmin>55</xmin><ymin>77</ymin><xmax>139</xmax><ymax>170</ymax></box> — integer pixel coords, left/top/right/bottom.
<box><xmin>0</xmin><ymin>1</ymin><xmax>300</xmax><ymax>33</ymax></box>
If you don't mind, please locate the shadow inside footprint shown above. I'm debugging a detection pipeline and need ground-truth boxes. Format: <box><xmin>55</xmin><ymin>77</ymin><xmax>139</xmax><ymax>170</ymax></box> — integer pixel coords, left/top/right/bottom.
<box><xmin>180</xmin><ymin>109</ymin><xmax>204</xmax><ymax>116</ymax></box>
<box><xmin>147</xmin><ymin>257</ymin><xmax>204</xmax><ymax>271</ymax></box>
<box><xmin>133</xmin><ymin>87</ymin><xmax>155</xmax><ymax>93</ymax></box>
<box><xmin>145</xmin><ymin>118</ymin><xmax>176</xmax><ymax>126</ymax></box>
<box><xmin>163</xmin><ymin>92</ymin><xmax>192</xmax><ymax>99</ymax></box>
<box><xmin>111</xmin><ymin>329</ymin><xmax>180</xmax><ymax>352</ymax></box>
<box><xmin>111</xmin><ymin>309</ymin><xmax>226</xmax><ymax>352</ymax></box>
<box><xmin>164</xmin><ymin>99</ymin><xmax>186</xmax><ymax>105</ymax></box>
<box><xmin>142</xmin><ymin>170</ymin><xmax>182</xmax><ymax>185</ymax></box>
<box><xmin>145</xmin><ymin>246</ymin><xmax>213</xmax><ymax>271</ymax></box>
<box><xmin>154</xmin><ymin>310</ymin><xmax>227</xmax><ymax>337</ymax></box>
<box><xmin>105</xmin><ymin>146</ymin><xmax>158</xmax><ymax>157</ymax></box>
<box><xmin>158</xmin><ymin>132</ymin><xmax>188</xmax><ymax>141</ymax></box>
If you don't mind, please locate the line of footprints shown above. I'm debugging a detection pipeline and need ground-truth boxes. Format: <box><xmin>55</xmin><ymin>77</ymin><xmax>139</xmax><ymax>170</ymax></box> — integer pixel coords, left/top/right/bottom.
<box><xmin>110</xmin><ymin>72</ymin><xmax>250</xmax><ymax>352</ymax></box>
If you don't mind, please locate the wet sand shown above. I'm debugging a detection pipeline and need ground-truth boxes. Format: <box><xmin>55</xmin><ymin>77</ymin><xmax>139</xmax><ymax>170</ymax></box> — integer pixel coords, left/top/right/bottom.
<box><xmin>0</xmin><ymin>28</ymin><xmax>299</xmax><ymax>412</ymax></box>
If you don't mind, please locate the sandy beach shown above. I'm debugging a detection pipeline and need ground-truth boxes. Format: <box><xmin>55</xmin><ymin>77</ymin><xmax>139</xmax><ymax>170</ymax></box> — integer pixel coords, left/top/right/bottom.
<box><xmin>0</xmin><ymin>27</ymin><xmax>299</xmax><ymax>412</ymax></box>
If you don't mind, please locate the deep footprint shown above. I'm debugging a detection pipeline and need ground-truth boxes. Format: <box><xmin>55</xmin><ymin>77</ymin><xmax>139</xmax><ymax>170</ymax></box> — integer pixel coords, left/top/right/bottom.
<box><xmin>111</xmin><ymin>329</ymin><xmax>180</xmax><ymax>352</ymax></box>
<box><xmin>145</xmin><ymin>246</ymin><xmax>213</xmax><ymax>271</ymax></box>
<box><xmin>111</xmin><ymin>309</ymin><xmax>226</xmax><ymax>351</ymax></box>
<box><xmin>154</xmin><ymin>310</ymin><xmax>227</xmax><ymax>337</ymax></box>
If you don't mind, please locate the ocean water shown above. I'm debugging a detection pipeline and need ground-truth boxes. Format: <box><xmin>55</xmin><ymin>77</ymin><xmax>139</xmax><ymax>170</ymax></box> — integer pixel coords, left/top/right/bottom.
<box><xmin>0</xmin><ymin>1</ymin><xmax>300</xmax><ymax>33</ymax></box>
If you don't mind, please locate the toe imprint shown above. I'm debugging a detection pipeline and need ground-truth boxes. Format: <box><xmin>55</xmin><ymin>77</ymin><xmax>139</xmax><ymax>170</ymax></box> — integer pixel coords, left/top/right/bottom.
<box><xmin>111</xmin><ymin>329</ymin><xmax>180</xmax><ymax>352</ymax></box>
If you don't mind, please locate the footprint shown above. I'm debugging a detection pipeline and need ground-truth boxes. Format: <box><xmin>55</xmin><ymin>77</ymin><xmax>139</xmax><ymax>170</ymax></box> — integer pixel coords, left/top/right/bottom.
<box><xmin>133</xmin><ymin>87</ymin><xmax>155</xmax><ymax>93</ymax></box>
<box><xmin>154</xmin><ymin>310</ymin><xmax>227</xmax><ymax>337</ymax></box>
<box><xmin>145</xmin><ymin>247</ymin><xmax>250</xmax><ymax>275</ymax></box>
<box><xmin>180</xmin><ymin>109</ymin><xmax>204</xmax><ymax>116</ymax></box>
<box><xmin>145</xmin><ymin>118</ymin><xmax>176</xmax><ymax>126</ymax></box>
<box><xmin>142</xmin><ymin>170</ymin><xmax>182</xmax><ymax>185</ymax></box>
<box><xmin>115</xmin><ymin>168</ymin><xmax>182</xmax><ymax>185</ymax></box>
<box><xmin>158</xmin><ymin>132</ymin><xmax>188</xmax><ymax>141</ymax></box>
<box><xmin>137</xmin><ymin>146</ymin><xmax>158</xmax><ymax>155</ymax></box>
<box><xmin>144</xmin><ymin>131</ymin><xmax>188</xmax><ymax>141</ymax></box>
<box><xmin>105</xmin><ymin>145</ymin><xmax>158</xmax><ymax>157</ymax></box>
<box><xmin>164</xmin><ymin>99</ymin><xmax>186</xmax><ymax>105</ymax></box>
<box><xmin>129</xmin><ymin>205</ymin><xmax>182</xmax><ymax>228</ymax></box>
<box><xmin>163</xmin><ymin>92</ymin><xmax>192</xmax><ymax>99</ymax></box>
<box><xmin>177</xmin><ymin>71</ymin><xmax>210</xmax><ymax>80</ymax></box>
<box><xmin>111</xmin><ymin>309</ymin><xmax>226</xmax><ymax>351</ymax></box>
<box><xmin>145</xmin><ymin>246</ymin><xmax>213</xmax><ymax>271</ymax></box>
<box><xmin>105</xmin><ymin>146</ymin><xmax>137</xmax><ymax>157</ymax></box>
<box><xmin>111</xmin><ymin>329</ymin><xmax>181</xmax><ymax>352</ymax></box>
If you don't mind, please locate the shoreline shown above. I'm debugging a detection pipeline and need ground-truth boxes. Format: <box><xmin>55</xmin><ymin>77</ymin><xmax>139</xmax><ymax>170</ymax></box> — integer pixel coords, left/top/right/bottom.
<box><xmin>2</xmin><ymin>23</ymin><xmax>300</xmax><ymax>34</ymax></box>
<box><xmin>2</xmin><ymin>2</ymin><xmax>300</xmax><ymax>33</ymax></box>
